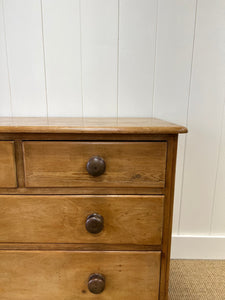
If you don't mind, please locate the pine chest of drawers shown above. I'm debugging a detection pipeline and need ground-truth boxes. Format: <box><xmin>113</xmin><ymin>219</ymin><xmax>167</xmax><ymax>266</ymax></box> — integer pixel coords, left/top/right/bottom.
<box><xmin>0</xmin><ymin>117</ymin><xmax>187</xmax><ymax>300</ymax></box>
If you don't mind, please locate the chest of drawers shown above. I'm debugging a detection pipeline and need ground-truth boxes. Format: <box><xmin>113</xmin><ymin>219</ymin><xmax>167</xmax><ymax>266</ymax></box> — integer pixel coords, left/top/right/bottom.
<box><xmin>0</xmin><ymin>117</ymin><xmax>187</xmax><ymax>300</ymax></box>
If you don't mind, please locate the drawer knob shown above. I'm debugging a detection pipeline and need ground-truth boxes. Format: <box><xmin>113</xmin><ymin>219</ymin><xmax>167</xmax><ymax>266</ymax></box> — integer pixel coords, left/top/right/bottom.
<box><xmin>88</xmin><ymin>273</ymin><xmax>105</xmax><ymax>294</ymax></box>
<box><xmin>85</xmin><ymin>213</ymin><xmax>104</xmax><ymax>234</ymax></box>
<box><xmin>86</xmin><ymin>156</ymin><xmax>105</xmax><ymax>177</ymax></box>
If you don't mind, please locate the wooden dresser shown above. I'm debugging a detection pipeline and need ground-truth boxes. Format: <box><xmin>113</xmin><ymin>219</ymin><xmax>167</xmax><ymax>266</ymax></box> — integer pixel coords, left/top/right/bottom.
<box><xmin>0</xmin><ymin>117</ymin><xmax>187</xmax><ymax>300</ymax></box>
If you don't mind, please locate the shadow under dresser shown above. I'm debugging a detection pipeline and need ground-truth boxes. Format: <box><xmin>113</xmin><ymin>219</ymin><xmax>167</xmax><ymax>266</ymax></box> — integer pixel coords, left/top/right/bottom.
<box><xmin>0</xmin><ymin>117</ymin><xmax>187</xmax><ymax>300</ymax></box>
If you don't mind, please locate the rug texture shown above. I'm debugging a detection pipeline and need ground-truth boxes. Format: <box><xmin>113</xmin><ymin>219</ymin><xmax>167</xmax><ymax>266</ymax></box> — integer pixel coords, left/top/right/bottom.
<box><xmin>169</xmin><ymin>259</ymin><xmax>225</xmax><ymax>299</ymax></box>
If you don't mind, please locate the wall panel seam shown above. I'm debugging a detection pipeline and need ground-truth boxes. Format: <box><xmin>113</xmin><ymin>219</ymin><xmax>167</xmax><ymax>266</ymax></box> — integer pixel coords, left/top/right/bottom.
<box><xmin>116</xmin><ymin>0</ymin><xmax>120</xmax><ymax>118</ymax></box>
<box><xmin>40</xmin><ymin>0</ymin><xmax>48</xmax><ymax>117</ymax></box>
<box><xmin>152</xmin><ymin>0</ymin><xmax>159</xmax><ymax>118</ymax></box>
<box><xmin>79</xmin><ymin>0</ymin><xmax>84</xmax><ymax>117</ymax></box>
<box><xmin>1</xmin><ymin>0</ymin><xmax>13</xmax><ymax>117</ymax></box>
<box><xmin>178</xmin><ymin>0</ymin><xmax>198</xmax><ymax>234</ymax></box>
<box><xmin>209</xmin><ymin>98</ymin><xmax>225</xmax><ymax>234</ymax></box>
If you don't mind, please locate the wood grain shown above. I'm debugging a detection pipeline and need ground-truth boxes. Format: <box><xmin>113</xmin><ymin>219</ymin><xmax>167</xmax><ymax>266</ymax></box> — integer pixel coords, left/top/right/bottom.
<box><xmin>23</xmin><ymin>141</ymin><xmax>167</xmax><ymax>188</ymax></box>
<box><xmin>0</xmin><ymin>186</ymin><xmax>164</xmax><ymax>195</ymax></box>
<box><xmin>0</xmin><ymin>250</ymin><xmax>161</xmax><ymax>300</ymax></box>
<box><xmin>0</xmin><ymin>141</ymin><xmax>17</xmax><ymax>188</ymax></box>
<box><xmin>0</xmin><ymin>243</ymin><xmax>161</xmax><ymax>251</ymax></box>
<box><xmin>0</xmin><ymin>117</ymin><xmax>185</xmax><ymax>300</ymax></box>
<box><xmin>159</xmin><ymin>135</ymin><xmax>178</xmax><ymax>300</ymax></box>
<box><xmin>0</xmin><ymin>195</ymin><xmax>164</xmax><ymax>245</ymax></box>
<box><xmin>0</xmin><ymin>117</ymin><xmax>187</xmax><ymax>134</ymax></box>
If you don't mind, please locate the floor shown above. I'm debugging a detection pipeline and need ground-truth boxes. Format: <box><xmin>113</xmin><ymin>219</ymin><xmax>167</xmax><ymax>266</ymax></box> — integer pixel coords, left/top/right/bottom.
<box><xmin>169</xmin><ymin>260</ymin><xmax>225</xmax><ymax>299</ymax></box>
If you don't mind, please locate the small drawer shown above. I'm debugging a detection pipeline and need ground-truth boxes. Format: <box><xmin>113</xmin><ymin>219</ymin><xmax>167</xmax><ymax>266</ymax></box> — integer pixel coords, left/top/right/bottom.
<box><xmin>0</xmin><ymin>141</ymin><xmax>17</xmax><ymax>188</ymax></box>
<box><xmin>0</xmin><ymin>250</ymin><xmax>160</xmax><ymax>299</ymax></box>
<box><xmin>0</xmin><ymin>195</ymin><xmax>164</xmax><ymax>245</ymax></box>
<box><xmin>23</xmin><ymin>141</ymin><xmax>167</xmax><ymax>189</ymax></box>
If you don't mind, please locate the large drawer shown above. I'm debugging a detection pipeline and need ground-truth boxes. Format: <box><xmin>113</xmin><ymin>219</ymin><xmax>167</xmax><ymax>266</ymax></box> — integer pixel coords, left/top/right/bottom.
<box><xmin>0</xmin><ymin>141</ymin><xmax>17</xmax><ymax>188</ymax></box>
<box><xmin>0</xmin><ymin>250</ymin><xmax>161</xmax><ymax>300</ymax></box>
<box><xmin>23</xmin><ymin>141</ymin><xmax>167</xmax><ymax>188</ymax></box>
<box><xmin>0</xmin><ymin>195</ymin><xmax>164</xmax><ymax>245</ymax></box>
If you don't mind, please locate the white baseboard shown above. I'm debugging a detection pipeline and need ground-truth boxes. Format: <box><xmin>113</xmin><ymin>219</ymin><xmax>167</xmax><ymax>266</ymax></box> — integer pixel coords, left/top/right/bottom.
<box><xmin>171</xmin><ymin>235</ymin><xmax>225</xmax><ymax>259</ymax></box>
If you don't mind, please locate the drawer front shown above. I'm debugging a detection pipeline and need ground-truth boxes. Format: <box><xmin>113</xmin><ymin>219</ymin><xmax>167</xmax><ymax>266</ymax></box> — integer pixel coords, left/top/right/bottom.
<box><xmin>0</xmin><ymin>195</ymin><xmax>164</xmax><ymax>245</ymax></box>
<box><xmin>0</xmin><ymin>251</ymin><xmax>160</xmax><ymax>300</ymax></box>
<box><xmin>23</xmin><ymin>141</ymin><xmax>167</xmax><ymax>188</ymax></box>
<box><xmin>0</xmin><ymin>141</ymin><xmax>17</xmax><ymax>188</ymax></box>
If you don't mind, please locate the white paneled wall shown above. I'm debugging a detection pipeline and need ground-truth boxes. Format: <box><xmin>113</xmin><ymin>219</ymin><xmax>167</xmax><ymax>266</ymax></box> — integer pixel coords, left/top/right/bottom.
<box><xmin>179</xmin><ymin>0</ymin><xmax>225</xmax><ymax>235</ymax></box>
<box><xmin>1</xmin><ymin>0</ymin><xmax>225</xmax><ymax>258</ymax></box>
<box><xmin>118</xmin><ymin>0</ymin><xmax>157</xmax><ymax>117</ymax></box>
<box><xmin>0</xmin><ymin>1</ymin><xmax>11</xmax><ymax>116</ymax></box>
<box><xmin>153</xmin><ymin>0</ymin><xmax>197</xmax><ymax>234</ymax></box>
<box><xmin>3</xmin><ymin>0</ymin><xmax>47</xmax><ymax>116</ymax></box>
<box><xmin>42</xmin><ymin>0</ymin><xmax>83</xmax><ymax>116</ymax></box>
<box><xmin>81</xmin><ymin>0</ymin><xmax>118</xmax><ymax>117</ymax></box>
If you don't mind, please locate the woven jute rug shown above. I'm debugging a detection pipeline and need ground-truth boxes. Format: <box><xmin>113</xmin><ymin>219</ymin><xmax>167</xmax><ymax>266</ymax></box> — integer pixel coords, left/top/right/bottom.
<box><xmin>169</xmin><ymin>259</ymin><xmax>225</xmax><ymax>299</ymax></box>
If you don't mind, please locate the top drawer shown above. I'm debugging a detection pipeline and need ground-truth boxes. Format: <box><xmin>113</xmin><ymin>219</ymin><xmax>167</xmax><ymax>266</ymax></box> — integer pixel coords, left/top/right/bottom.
<box><xmin>23</xmin><ymin>141</ymin><xmax>167</xmax><ymax>188</ymax></box>
<box><xmin>0</xmin><ymin>141</ymin><xmax>17</xmax><ymax>188</ymax></box>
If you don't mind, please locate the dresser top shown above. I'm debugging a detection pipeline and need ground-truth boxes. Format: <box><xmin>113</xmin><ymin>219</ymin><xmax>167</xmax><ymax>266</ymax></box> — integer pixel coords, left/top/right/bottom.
<box><xmin>0</xmin><ymin>117</ymin><xmax>187</xmax><ymax>134</ymax></box>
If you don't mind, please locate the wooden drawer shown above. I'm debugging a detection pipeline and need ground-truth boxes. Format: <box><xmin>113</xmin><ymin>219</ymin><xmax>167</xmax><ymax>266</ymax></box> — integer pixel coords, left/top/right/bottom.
<box><xmin>23</xmin><ymin>141</ymin><xmax>167</xmax><ymax>188</ymax></box>
<box><xmin>0</xmin><ymin>250</ymin><xmax>161</xmax><ymax>300</ymax></box>
<box><xmin>0</xmin><ymin>195</ymin><xmax>164</xmax><ymax>245</ymax></box>
<box><xmin>0</xmin><ymin>141</ymin><xmax>17</xmax><ymax>188</ymax></box>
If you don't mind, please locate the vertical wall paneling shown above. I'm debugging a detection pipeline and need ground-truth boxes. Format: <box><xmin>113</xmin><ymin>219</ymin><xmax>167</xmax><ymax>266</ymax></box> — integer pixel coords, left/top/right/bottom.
<box><xmin>1</xmin><ymin>0</ymin><xmax>225</xmax><ymax>255</ymax></box>
<box><xmin>172</xmin><ymin>136</ymin><xmax>187</xmax><ymax>233</ymax></box>
<box><xmin>211</xmin><ymin>102</ymin><xmax>225</xmax><ymax>235</ymax></box>
<box><xmin>179</xmin><ymin>0</ymin><xmax>225</xmax><ymax>234</ymax></box>
<box><xmin>118</xmin><ymin>0</ymin><xmax>158</xmax><ymax>117</ymax></box>
<box><xmin>3</xmin><ymin>0</ymin><xmax>47</xmax><ymax>116</ymax></box>
<box><xmin>81</xmin><ymin>0</ymin><xmax>118</xmax><ymax>117</ymax></box>
<box><xmin>153</xmin><ymin>0</ymin><xmax>197</xmax><ymax>233</ymax></box>
<box><xmin>42</xmin><ymin>0</ymin><xmax>82</xmax><ymax>117</ymax></box>
<box><xmin>0</xmin><ymin>0</ymin><xmax>11</xmax><ymax>116</ymax></box>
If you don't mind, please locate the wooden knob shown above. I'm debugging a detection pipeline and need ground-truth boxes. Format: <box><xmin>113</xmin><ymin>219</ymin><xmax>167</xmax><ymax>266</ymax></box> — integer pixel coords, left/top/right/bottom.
<box><xmin>86</xmin><ymin>156</ymin><xmax>105</xmax><ymax>177</ymax></box>
<box><xmin>85</xmin><ymin>213</ymin><xmax>104</xmax><ymax>234</ymax></box>
<box><xmin>88</xmin><ymin>273</ymin><xmax>105</xmax><ymax>294</ymax></box>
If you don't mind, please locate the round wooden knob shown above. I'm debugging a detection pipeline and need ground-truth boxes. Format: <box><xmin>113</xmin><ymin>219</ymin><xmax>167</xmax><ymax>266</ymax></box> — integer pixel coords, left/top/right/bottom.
<box><xmin>85</xmin><ymin>213</ymin><xmax>104</xmax><ymax>234</ymax></box>
<box><xmin>88</xmin><ymin>273</ymin><xmax>105</xmax><ymax>294</ymax></box>
<box><xmin>86</xmin><ymin>156</ymin><xmax>105</xmax><ymax>177</ymax></box>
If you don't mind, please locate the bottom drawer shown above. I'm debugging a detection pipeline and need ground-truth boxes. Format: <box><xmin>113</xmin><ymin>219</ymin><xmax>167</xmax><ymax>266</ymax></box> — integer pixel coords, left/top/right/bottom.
<box><xmin>0</xmin><ymin>251</ymin><xmax>160</xmax><ymax>300</ymax></box>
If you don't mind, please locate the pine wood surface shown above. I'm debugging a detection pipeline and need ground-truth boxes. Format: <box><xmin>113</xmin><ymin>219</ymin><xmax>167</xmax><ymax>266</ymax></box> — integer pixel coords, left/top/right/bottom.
<box><xmin>0</xmin><ymin>117</ymin><xmax>187</xmax><ymax>134</ymax></box>
<box><xmin>0</xmin><ymin>250</ymin><xmax>161</xmax><ymax>300</ymax></box>
<box><xmin>0</xmin><ymin>117</ymin><xmax>186</xmax><ymax>299</ymax></box>
<box><xmin>0</xmin><ymin>195</ymin><xmax>164</xmax><ymax>245</ymax></box>
<box><xmin>23</xmin><ymin>141</ymin><xmax>167</xmax><ymax>188</ymax></box>
<box><xmin>0</xmin><ymin>141</ymin><xmax>17</xmax><ymax>188</ymax></box>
